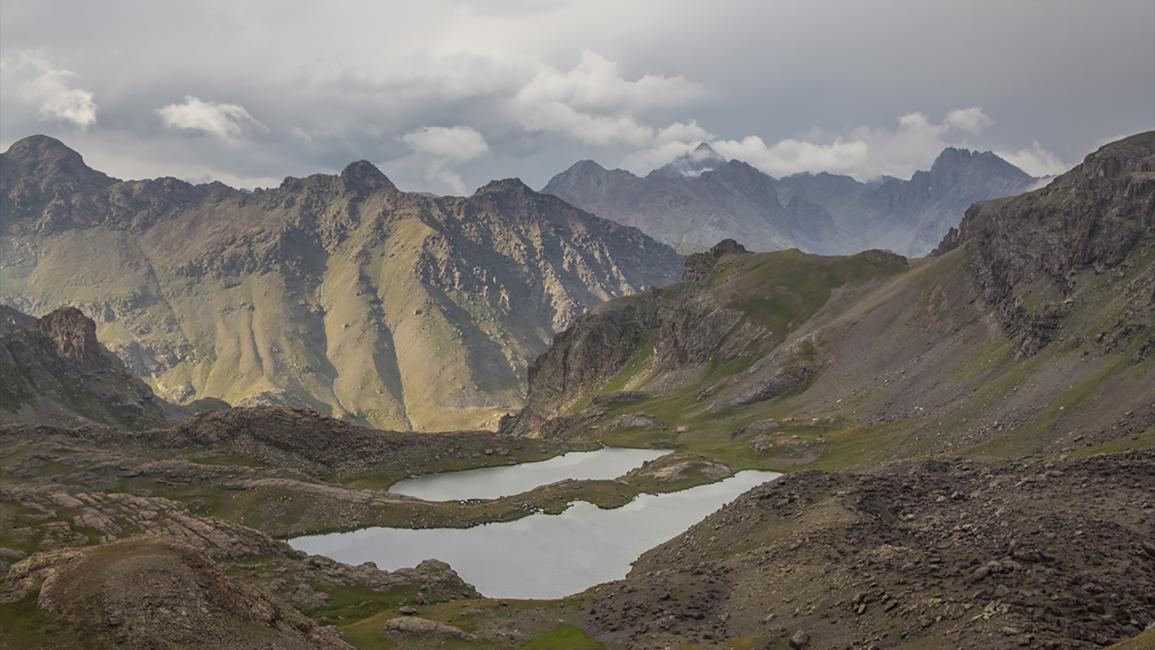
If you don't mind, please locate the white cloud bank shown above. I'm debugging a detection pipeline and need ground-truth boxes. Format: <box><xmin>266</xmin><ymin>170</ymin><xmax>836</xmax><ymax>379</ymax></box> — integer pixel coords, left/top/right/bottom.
<box><xmin>394</xmin><ymin>125</ymin><xmax>489</xmax><ymax>195</ymax></box>
<box><xmin>621</xmin><ymin>107</ymin><xmax>1069</xmax><ymax>180</ymax></box>
<box><xmin>156</xmin><ymin>96</ymin><xmax>265</xmax><ymax>141</ymax></box>
<box><xmin>400</xmin><ymin>125</ymin><xmax>489</xmax><ymax>162</ymax></box>
<box><xmin>507</xmin><ymin>50</ymin><xmax>705</xmax><ymax>147</ymax></box>
<box><xmin>993</xmin><ymin>142</ymin><xmax>1070</xmax><ymax>177</ymax></box>
<box><xmin>1</xmin><ymin>52</ymin><xmax>97</xmax><ymax>127</ymax></box>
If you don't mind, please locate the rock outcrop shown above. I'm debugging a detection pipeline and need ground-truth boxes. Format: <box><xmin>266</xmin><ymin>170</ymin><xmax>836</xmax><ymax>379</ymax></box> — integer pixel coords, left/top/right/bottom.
<box><xmin>681</xmin><ymin>239</ymin><xmax>750</xmax><ymax>282</ymax></box>
<box><xmin>2</xmin><ymin>538</ymin><xmax>352</xmax><ymax>649</ymax></box>
<box><xmin>0</xmin><ymin>306</ymin><xmax>171</xmax><ymax>428</ymax></box>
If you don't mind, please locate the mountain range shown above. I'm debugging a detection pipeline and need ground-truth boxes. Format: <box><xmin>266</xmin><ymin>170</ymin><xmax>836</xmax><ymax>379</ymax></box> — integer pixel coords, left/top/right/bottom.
<box><xmin>543</xmin><ymin>142</ymin><xmax>1041</xmax><ymax>256</ymax></box>
<box><xmin>0</xmin><ymin>132</ymin><xmax>1152</xmax><ymax>649</ymax></box>
<box><xmin>514</xmin><ymin>132</ymin><xmax>1155</xmax><ymax>458</ymax></box>
<box><xmin>0</xmin><ymin>135</ymin><xmax>682</xmax><ymax>431</ymax></box>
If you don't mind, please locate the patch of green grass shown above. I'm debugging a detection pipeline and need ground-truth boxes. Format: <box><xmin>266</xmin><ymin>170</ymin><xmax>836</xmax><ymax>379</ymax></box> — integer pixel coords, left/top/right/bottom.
<box><xmin>521</xmin><ymin>625</ymin><xmax>604</xmax><ymax>649</ymax></box>
<box><xmin>711</xmin><ymin>249</ymin><xmax>907</xmax><ymax>347</ymax></box>
<box><xmin>598</xmin><ymin>331</ymin><xmax>658</xmax><ymax>395</ymax></box>
<box><xmin>0</xmin><ymin>592</ymin><xmax>88</xmax><ymax>650</ymax></box>
<box><xmin>304</xmin><ymin>585</ymin><xmax>422</xmax><ymax>626</ymax></box>
<box><xmin>950</xmin><ymin>339</ymin><xmax>1015</xmax><ymax>381</ymax></box>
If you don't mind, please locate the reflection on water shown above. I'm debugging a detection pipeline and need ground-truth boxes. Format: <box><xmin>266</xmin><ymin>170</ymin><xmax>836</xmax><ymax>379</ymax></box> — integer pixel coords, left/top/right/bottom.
<box><xmin>389</xmin><ymin>447</ymin><xmax>669</xmax><ymax>501</ymax></box>
<box><xmin>290</xmin><ymin>470</ymin><xmax>780</xmax><ymax>599</ymax></box>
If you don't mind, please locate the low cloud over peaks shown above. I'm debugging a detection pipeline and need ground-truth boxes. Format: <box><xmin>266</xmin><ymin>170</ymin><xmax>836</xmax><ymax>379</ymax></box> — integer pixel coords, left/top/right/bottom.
<box><xmin>401</xmin><ymin>126</ymin><xmax>489</xmax><ymax>162</ymax></box>
<box><xmin>1</xmin><ymin>52</ymin><xmax>97</xmax><ymax>127</ymax></box>
<box><xmin>391</xmin><ymin>125</ymin><xmax>490</xmax><ymax>195</ymax></box>
<box><xmin>702</xmin><ymin>108</ymin><xmax>1064</xmax><ymax>181</ymax></box>
<box><xmin>994</xmin><ymin>142</ymin><xmax>1070</xmax><ymax>177</ymax></box>
<box><xmin>945</xmin><ymin>107</ymin><xmax>994</xmax><ymax>135</ymax></box>
<box><xmin>1</xmin><ymin>1</ymin><xmax>1148</xmax><ymax>192</ymax></box>
<box><xmin>156</xmin><ymin>96</ymin><xmax>265</xmax><ymax>142</ymax></box>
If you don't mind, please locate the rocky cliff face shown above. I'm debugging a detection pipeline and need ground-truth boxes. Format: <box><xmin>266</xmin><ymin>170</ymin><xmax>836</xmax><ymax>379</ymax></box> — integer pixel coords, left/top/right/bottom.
<box><xmin>545</xmin><ymin>145</ymin><xmax>1039</xmax><ymax>256</ymax></box>
<box><xmin>937</xmin><ymin>131</ymin><xmax>1155</xmax><ymax>357</ymax></box>
<box><xmin>0</xmin><ymin>136</ymin><xmax>683</xmax><ymax>430</ymax></box>
<box><xmin>0</xmin><ymin>306</ymin><xmax>171</xmax><ymax>428</ymax></box>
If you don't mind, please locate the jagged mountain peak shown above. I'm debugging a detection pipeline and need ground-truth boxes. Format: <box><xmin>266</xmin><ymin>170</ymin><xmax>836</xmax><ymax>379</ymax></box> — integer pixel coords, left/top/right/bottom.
<box><xmin>693</xmin><ymin>142</ymin><xmax>721</xmax><ymax>157</ymax></box>
<box><xmin>568</xmin><ymin>159</ymin><xmax>609</xmax><ymax>174</ymax></box>
<box><xmin>929</xmin><ymin>147</ymin><xmax>1030</xmax><ymax>181</ymax></box>
<box><xmin>656</xmin><ymin>141</ymin><xmax>727</xmax><ymax>178</ymax></box>
<box><xmin>5</xmin><ymin>134</ymin><xmax>84</xmax><ymax>163</ymax></box>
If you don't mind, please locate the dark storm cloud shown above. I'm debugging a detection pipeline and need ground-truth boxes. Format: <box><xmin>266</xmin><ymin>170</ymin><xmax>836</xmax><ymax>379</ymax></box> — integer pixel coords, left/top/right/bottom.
<box><xmin>1</xmin><ymin>0</ymin><xmax>1151</xmax><ymax>193</ymax></box>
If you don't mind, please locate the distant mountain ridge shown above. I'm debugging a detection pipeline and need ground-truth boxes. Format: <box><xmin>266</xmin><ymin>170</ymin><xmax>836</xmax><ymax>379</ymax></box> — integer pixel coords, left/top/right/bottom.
<box><xmin>543</xmin><ymin>144</ymin><xmax>1040</xmax><ymax>256</ymax></box>
<box><xmin>0</xmin><ymin>135</ymin><xmax>683</xmax><ymax>431</ymax></box>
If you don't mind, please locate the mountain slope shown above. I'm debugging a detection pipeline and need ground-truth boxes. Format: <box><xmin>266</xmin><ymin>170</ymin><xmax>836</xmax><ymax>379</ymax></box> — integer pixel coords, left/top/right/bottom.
<box><xmin>0</xmin><ymin>306</ymin><xmax>171</xmax><ymax>428</ymax></box>
<box><xmin>544</xmin><ymin>145</ymin><xmax>1039</xmax><ymax>256</ymax></box>
<box><xmin>0</xmin><ymin>135</ymin><xmax>683</xmax><ymax>431</ymax></box>
<box><xmin>512</xmin><ymin>132</ymin><xmax>1155</xmax><ymax>466</ymax></box>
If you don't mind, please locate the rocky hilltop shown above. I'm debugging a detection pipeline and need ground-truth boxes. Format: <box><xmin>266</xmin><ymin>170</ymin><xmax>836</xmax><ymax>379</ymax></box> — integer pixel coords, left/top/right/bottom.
<box><xmin>0</xmin><ymin>306</ymin><xmax>172</xmax><ymax>428</ymax></box>
<box><xmin>0</xmin><ymin>135</ymin><xmax>682</xmax><ymax>431</ymax></box>
<box><xmin>544</xmin><ymin>145</ymin><xmax>1039</xmax><ymax>256</ymax></box>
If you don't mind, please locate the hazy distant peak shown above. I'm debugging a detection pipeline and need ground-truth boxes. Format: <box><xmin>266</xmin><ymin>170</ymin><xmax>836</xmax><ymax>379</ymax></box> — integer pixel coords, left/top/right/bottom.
<box><xmin>569</xmin><ymin>159</ymin><xmax>608</xmax><ymax>174</ymax></box>
<box><xmin>929</xmin><ymin>147</ymin><xmax>1031</xmax><ymax>180</ymax></box>
<box><xmin>656</xmin><ymin>141</ymin><xmax>727</xmax><ymax>178</ymax></box>
<box><xmin>693</xmin><ymin>142</ymin><xmax>720</xmax><ymax>156</ymax></box>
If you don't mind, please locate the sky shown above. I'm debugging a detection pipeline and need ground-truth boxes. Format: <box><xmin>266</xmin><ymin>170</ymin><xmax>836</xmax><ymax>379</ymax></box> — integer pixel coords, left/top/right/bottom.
<box><xmin>1</xmin><ymin>0</ymin><xmax>1152</xmax><ymax>195</ymax></box>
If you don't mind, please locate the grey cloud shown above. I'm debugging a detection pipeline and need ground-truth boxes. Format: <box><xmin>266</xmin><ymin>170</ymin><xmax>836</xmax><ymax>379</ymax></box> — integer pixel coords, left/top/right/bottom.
<box><xmin>1</xmin><ymin>0</ymin><xmax>1151</xmax><ymax>192</ymax></box>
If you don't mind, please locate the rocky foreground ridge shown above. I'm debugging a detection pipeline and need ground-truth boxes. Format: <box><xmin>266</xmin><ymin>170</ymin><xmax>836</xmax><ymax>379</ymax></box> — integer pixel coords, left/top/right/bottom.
<box><xmin>576</xmin><ymin>450</ymin><xmax>1155</xmax><ymax>649</ymax></box>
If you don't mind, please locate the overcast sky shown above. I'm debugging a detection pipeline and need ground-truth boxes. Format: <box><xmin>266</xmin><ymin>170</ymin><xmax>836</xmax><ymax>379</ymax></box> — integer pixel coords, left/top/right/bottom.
<box><xmin>2</xmin><ymin>0</ymin><xmax>1152</xmax><ymax>194</ymax></box>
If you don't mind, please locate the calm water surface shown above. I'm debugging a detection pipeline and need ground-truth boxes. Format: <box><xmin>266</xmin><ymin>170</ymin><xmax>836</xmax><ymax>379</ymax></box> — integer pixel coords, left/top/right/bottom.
<box><xmin>389</xmin><ymin>447</ymin><xmax>669</xmax><ymax>501</ymax></box>
<box><xmin>290</xmin><ymin>469</ymin><xmax>781</xmax><ymax>599</ymax></box>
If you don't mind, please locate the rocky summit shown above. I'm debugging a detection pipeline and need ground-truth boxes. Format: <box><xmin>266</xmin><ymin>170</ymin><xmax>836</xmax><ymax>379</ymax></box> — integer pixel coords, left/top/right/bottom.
<box><xmin>0</xmin><ymin>136</ymin><xmax>682</xmax><ymax>431</ymax></box>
